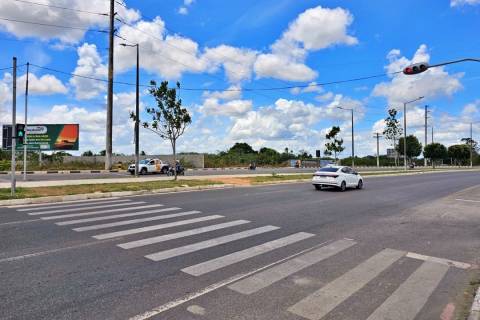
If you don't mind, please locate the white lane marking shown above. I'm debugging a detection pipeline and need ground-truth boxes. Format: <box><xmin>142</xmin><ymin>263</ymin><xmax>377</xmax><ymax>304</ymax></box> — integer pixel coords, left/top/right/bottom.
<box><xmin>366</xmin><ymin>261</ymin><xmax>449</xmax><ymax>320</ymax></box>
<box><xmin>455</xmin><ymin>198</ymin><xmax>480</xmax><ymax>203</ymax></box>
<box><xmin>145</xmin><ymin>226</ymin><xmax>280</xmax><ymax>262</ymax></box>
<box><xmin>228</xmin><ymin>239</ymin><xmax>356</xmax><ymax>295</ymax></box>
<box><xmin>28</xmin><ymin>201</ymin><xmax>146</xmax><ymax>216</ymax></box>
<box><xmin>118</xmin><ymin>220</ymin><xmax>250</xmax><ymax>249</ymax></box>
<box><xmin>17</xmin><ymin>199</ymin><xmax>131</xmax><ymax>211</ymax></box>
<box><xmin>288</xmin><ymin>248</ymin><xmax>405</xmax><ymax>320</ymax></box>
<box><xmin>128</xmin><ymin>239</ymin><xmax>334</xmax><ymax>320</ymax></box>
<box><xmin>406</xmin><ymin>252</ymin><xmax>472</xmax><ymax>270</ymax></box>
<box><xmin>55</xmin><ymin>207</ymin><xmax>181</xmax><ymax>226</ymax></box>
<box><xmin>7</xmin><ymin>197</ymin><xmax>121</xmax><ymax>208</ymax></box>
<box><xmin>0</xmin><ymin>238</ymin><xmax>122</xmax><ymax>263</ymax></box>
<box><xmin>73</xmin><ymin>211</ymin><xmax>201</xmax><ymax>232</ymax></box>
<box><xmin>40</xmin><ymin>204</ymin><xmax>164</xmax><ymax>220</ymax></box>
<box><xmin>182</xmin><ymin>232</ymin><xmax>314</xmax><ymax>276</ymax></box>
<box><xmin>93</xmin><ymin>215</ymin><xmax>224</xmax><ymax>240</ymax></box>
<box><xmin>0</xmin><ymin>219</ymin><xmax>41</xmax><ymax>226</ymax></box>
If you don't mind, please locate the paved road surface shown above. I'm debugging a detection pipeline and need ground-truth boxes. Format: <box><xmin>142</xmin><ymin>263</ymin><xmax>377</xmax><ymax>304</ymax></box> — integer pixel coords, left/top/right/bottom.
<box><xmin>1</xmin><ymin>171</ymin><xmax>479</xmax><ymax>320</ymax></box>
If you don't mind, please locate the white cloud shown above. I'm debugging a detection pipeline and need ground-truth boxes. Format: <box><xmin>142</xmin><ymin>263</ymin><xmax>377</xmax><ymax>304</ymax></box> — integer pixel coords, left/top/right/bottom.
<box><xmin>18</xmin><ymin>73</ymin><xmax>68</xmax><ymax>95</ymax></box>
<box><xmin>0</xmin><ymin>73</ymin><xmax>12</xmax><ymax>124</ymax></box>
<box><xmin>0</xmin><ymin>0</ymin><xmax>140</xmax><ymax>43</ymax></box>
<box><xmin>373</xmin><ymin>44</ymin><xmax>463</xmax><ymax>106</ymax></box>
<box><xmin>199</xmin><ymin>98</ymin><xmax>252</xmax><ymax>117</ymax></box>
<box><xmin>290</xmin><ymin>82</ymin><xmax>324</xmax><ymax>95</ymax></box>
<box><xmin>69</xmin><ymin>43</ymin><xmax>107</xmax><ymax>100</ymax></box>
<box><xmin>451</xmin><ymin>0</ymin><xmax>480</xmax><ymax>6</ymax></box>
<box><xmin>203</xmin><ymin>85</ymin><xmax>242</xmax><ymax>100</ymax></box>
<box><xmin>178</xmin><ymin>7</ymin><xmax>188</xmax><ymax>15</ymax></box>
<box><xmin>177</xmin><ymin>0</ymin><xmax>195</xmax><ymax>15</ymax></box>
<box><xmin>203</xmin><ymin>45</ymin><xmax>258</xmax><ymax>83</ymax></box>
<box><xmin>254</xmin><ymin>54</ymin><xmax>317</xmax><ymax>82</ymax></box>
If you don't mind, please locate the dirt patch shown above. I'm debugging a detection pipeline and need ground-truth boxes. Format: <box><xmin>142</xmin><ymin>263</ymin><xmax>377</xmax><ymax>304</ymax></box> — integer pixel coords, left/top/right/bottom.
<box><xmin>208</xmin><ymin>177</ymin><xmax>252</xmax><ymax>185</ymax></box>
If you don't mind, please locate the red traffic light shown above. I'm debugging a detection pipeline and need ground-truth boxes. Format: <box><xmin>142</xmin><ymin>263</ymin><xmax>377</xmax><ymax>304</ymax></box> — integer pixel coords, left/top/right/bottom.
<box><xmin>403</xmin><ymin>62</ymin><xmax>429</xmax><ymax>75</ymax></box>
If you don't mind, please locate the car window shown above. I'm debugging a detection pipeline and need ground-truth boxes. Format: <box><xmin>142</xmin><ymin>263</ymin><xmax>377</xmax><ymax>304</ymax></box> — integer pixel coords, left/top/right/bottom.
<box><xmin>341</xmin><ymin>167</ymin><xmax>349</xmax><ymax>173</ymax></box>
<box><xmin>149</xmin><ymin>161</ymin><xmax>155</xmax><ymax>165</ymax></box>
<box><xmin>319</xmin><ymin>167</ymin><xmax>339</xmax><ymax>172</ymax></box>
<box><xmin>139</xmin><ymin>160</ymin><xmax>148</xmax><ymax>164</ymax></box>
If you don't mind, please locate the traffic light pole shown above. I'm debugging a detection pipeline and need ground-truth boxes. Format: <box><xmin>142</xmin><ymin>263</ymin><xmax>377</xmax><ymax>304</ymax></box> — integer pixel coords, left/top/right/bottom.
<box><xmin>424</xmin><ymin>105</ymin><xmax>428</xmax><ymax>167</ymax></box>
<box><xmin>471</xmin><ymin>122</ymin><xmax>473</xmax><ymax>168</ymax></box>
<box><xmin>23</xmin><ymin>62</ymin><xmax>29</xmax><ymax>181</ymax></box>
<box><xmin>11</xmin><ymin>57</ymin><xmax>17</xmax><ymax>196</ymax></box>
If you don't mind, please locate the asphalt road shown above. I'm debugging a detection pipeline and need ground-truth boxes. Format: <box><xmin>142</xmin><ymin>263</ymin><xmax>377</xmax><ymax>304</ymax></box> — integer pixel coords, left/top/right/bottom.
<box><xmin>0</xmin><ymin>166</ymin><xmax>404</xmax><ymax>182</ymax></box>
<box><xmin>1</xmin><ymin>171</ymin><xmax>479</xmax><ymax>320</ymax></box>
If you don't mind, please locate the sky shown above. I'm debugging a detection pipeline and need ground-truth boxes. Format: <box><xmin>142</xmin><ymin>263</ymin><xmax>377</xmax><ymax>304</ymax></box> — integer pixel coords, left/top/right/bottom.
<box><xmin>0</xmin><ymin>0</ymin><xmax>479</xmax><ymax>157</ymax></box>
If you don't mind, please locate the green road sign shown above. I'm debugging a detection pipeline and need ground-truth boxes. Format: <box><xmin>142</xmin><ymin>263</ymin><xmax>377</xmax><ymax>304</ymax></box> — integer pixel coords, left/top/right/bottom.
<box><xmin>14</xmin><ymin>124</ymin><xmax>79</xmax><ymax>151</ymax></box>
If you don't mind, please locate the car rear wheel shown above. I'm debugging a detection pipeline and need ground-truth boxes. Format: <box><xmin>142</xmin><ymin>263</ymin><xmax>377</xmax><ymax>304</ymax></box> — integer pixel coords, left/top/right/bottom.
<box><xmin>314</xmin><ymin>185</ymin><xmax>322</xmax><ymax>190</ymax></box>
<box><xmin>340</xmin><ymin>181</ymin><xmax>346</xmax><ymax>192</ymax></box>
<box><xmin>356</xmin><ymin>179</ymin><xmax>363</xmax><ymax>189</ymax></box>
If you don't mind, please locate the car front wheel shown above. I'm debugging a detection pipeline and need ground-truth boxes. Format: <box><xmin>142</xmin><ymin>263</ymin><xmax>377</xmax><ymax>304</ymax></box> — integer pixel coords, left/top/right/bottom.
<box><xmin>314</xmin><ymin>185</ymin><xmax>322</xmax><ymax>191</ymax></box>
<box><xmin>356</xmin><ymin>179</ymin><xmax>363</xmax><ymax>189</ymax></box>
<box><xmin>140</xmin><ymin>168</ymin><xmax>147</xmax><ymax>175</ymax></box>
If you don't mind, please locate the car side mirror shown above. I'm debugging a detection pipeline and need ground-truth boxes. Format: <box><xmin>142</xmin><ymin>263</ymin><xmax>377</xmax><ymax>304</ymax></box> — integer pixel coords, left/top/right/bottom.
<box><xmin>353</xmin><ymin>171</ymin><xmax>358</xmax><ymax>175</ymax></box>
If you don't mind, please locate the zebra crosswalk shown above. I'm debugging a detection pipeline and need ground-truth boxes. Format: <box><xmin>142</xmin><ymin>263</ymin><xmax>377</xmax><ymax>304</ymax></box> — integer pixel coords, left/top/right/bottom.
<box><xmin>10</xmin><ymin>197</ymin><xmax>471</xmax><ymax>320</ymax></box>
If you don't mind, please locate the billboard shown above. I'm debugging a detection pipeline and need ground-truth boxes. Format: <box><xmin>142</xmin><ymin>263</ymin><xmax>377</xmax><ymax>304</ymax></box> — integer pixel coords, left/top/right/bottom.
<box><xmin>2</xmin><ymin>124</ymin><xmax>79</xmax><ymax>151</ymax></box>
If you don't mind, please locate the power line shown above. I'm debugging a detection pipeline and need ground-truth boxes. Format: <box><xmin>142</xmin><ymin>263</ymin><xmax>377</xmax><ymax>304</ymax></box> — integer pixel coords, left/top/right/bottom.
<box><xmin>8</xmin><ymin>0</ymin><xmax>109</xmax><ymax>16</ymax></box>
<box><xmin>0</xmin><ymin>17</ymin><xmax>109</xmax><ymax>33</ymax></box>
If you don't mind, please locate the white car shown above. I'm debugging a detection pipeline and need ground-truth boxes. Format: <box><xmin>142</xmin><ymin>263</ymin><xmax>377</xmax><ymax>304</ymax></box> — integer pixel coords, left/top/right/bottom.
<box><xmin>312</xmin><ymin>165</ymin><xmax>363</xmax><ymax>191</ymax></box>
<box><xmin>128</xmin><ymin>159</ymin><xmax>169</xmax><ymax>175</ymax></box>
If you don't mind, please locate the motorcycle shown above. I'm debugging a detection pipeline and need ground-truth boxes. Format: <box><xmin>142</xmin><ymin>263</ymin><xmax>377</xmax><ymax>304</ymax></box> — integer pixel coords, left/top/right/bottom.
<box><xmin>167</xmin><ymin>164</ymin><xmax>185</xmax><ymax>176</ymax></box>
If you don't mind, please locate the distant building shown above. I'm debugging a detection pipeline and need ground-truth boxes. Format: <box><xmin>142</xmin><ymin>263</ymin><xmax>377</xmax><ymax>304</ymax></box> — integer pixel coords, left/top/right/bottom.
<box><xmin>387</xmin><ymin>148</ymin><xmax>398</xmax><ymax>159</ymax></box>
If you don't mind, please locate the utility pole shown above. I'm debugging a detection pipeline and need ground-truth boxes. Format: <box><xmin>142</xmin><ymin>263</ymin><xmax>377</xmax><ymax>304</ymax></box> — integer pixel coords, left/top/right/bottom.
<box><xmin>431</xmin><ymin>126</ymin><xmax>434</xmax><ymax>144</ymax></box>
<box><xmin>403</xmin><ymin>96</ymin><xmax>424</xmax><ymax>171</ymax></box>
<box><xmin>471</xmin><ymin>122</ymin><xmax>473</xmax><ymax>168</ymax></box>
<box><xmin>11</xmin><ymin>57</ymin><xmax>17</xmax><ymax>196</ymax></box>
<box><xmin>23</xmin><ymin>62</ymin><xmax>29</xmax><ymax>181</ymax></box>
<box><xmin>105</xmin><ymin>0</ymin><xmax>115</xmax><ymax>170</ymax></box>
<box><xmin>424</xmin><ymin>105</ymin><xmax>428</xmax><ymax>167</ymax></box>
<box><xmin>351</xmin><ymin>108</ymin><xmax>355</xmax><ymax>168</ymax></box>
<box><xmin>374</xmin><ymin>132</ymin><xmax>382</xmax><ymax>167</ymax></box>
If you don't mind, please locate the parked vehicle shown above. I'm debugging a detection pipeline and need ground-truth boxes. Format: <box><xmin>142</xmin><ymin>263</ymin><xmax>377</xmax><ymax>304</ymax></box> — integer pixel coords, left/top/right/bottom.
<box><xmin>312</xmin><ymin>165</ymin><xmax>363</xmax><ymax>191</ymax></box>
<box><xmin>128</xmin><ymin>159</ymin><xmax>169</xmax><ymax>175</ymax></box>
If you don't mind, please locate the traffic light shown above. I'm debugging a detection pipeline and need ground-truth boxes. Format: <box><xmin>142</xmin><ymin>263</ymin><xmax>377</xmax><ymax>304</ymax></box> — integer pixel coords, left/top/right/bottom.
<box><xmin>16</xmin><ymin>124</ymin><xmax>25</xmax><ymax>144</ymax></box>
<box><xmin>403</xmin><ymin>62</ymin><xmax>429</xmax><ymax>75</ymax></box>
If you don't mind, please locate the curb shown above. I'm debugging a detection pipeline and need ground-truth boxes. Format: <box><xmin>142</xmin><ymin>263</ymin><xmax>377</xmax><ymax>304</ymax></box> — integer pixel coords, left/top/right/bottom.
<box><xmin>0</xmin><ymin>184</ymin><xmax>234</xmax><ymax>206</ymax></box>
<box><xmin>469</xmin><ymin>287</ymin><xmax>480</xmax><ymax>320</ymax></box>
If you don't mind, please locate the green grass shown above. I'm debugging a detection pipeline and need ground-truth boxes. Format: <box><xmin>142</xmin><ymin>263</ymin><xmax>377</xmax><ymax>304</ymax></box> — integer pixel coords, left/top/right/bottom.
<box><xmin>0</xmin><ymin>179</ymin><xmax>222</xmax><ymax>200</ymax></box>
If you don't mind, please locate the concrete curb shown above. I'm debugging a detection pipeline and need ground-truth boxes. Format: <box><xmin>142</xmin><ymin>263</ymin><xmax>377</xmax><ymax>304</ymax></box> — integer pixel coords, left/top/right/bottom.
<box><xmin>469</xmin><ymin>287</ymin><xmax>480</xmax><ymax>320</ymax></box>
<box><xmin>0</xmin><ymin>184</ymin><xmax>234</xmax><ymax>206</ymax></box>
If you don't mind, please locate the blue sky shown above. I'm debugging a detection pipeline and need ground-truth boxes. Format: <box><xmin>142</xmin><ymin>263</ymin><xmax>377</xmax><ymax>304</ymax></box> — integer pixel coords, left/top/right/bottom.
<box><xmin>0</xmin><ymin>0</ymin><xmax>479</xmax><ymax>156</ymax></box>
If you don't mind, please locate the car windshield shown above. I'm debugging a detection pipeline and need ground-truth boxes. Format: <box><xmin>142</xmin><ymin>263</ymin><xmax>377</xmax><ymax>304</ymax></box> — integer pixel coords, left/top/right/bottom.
<box><xmin>318</xmin><ymin>167</ymin><xmax>339</xmax><ymax>172</ymax></box>
<box><xmin>139</xmin><ymin>160</ymin><xmax>149</xmax><ymax>164</ymax></box>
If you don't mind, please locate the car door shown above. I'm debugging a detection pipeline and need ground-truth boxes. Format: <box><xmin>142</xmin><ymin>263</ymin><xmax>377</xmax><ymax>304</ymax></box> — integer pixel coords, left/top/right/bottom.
<box><xmin>148</xmin><ymin>160</ymin><xmax>156</xmax><ymax>173</ymax></box>
<box><xmin>344</xmin><ymin>167</ymin><xmax>356</xmax><ymax>186</ymax></box>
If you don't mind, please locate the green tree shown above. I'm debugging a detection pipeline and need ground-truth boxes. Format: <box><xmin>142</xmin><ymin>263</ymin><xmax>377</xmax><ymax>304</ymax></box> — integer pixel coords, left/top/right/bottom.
<box><xmin>82</xmin><ymin>150</ymin><xmax>94</xmax><ymax>156</ymax></box>
<box><xmin>140</xmin><ymin>150</ymin><xmax>146</xmax><ymax>156</ymax></box>
<box><xmin>383</xmin><ymin>108</ymin><xmax>403</xmax><ymax>166</ymax></box>
<box><xmin>424</xmin><ymin>143</ymin><xmax>447</xmax><ymax>168</ymax></box>
<box><xmin>135</xmin><ymin>80</ymin><xmax>192</xmax><ymax>180</ymax></box>
<box><xmin>229</xmin><ymin>142</ymin><xmax>256</xmax><ymax>154</ymax></box>
<box><xmin>448</xmin><ymin>144</ymin><xmax>470</xmax><ymax>166</ymax></box>
<box><xmin>98</xmin><ymin>150</ymin><xmax>106</xmax><ymax>156</ymax></box>
<box><xmin>461</xmin><ymin>137</ymin><xmax>479</xmax><ymax>153</ymax></box>
<box><xmin>324</xmin><ymin>126</ymin><xmax>344</xmax><ymax>162</ymax></box>
<box><xmin>397</xmin><ymin>135</ymin><xmax>422</xmax><ymax>163</ymax></box>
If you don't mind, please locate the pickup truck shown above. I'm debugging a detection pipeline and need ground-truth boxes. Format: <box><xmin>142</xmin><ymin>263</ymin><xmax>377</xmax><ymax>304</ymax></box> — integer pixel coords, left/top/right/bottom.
<box><xmin>128</xmin><ymin>159</ymin><xmax>170</xmax><ymax>175</ymax></box>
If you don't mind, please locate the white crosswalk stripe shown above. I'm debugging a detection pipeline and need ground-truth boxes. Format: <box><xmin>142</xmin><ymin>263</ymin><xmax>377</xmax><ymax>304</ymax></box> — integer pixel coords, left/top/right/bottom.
<box><xmin>366</xmin><ymin>261</ymin><xmax>449</xmax><ymax>320</ymax></box>
<box><xmin>182</xmin><ymin>232</ymin><xmax>315</xmax><ymax>276</ymax></box>
<box><xmin>118</xmin><ymin>220</ymin><xmax>251</xmax><ymax>249</ymax></box>
<box><xmin>145</xmin><ymin>225</ymin><xmax>280</xmax><ymax>262</ymax></box>
<box><xmin>8</xmin><ymin>197</ymin><xmax>122</xmax><ymax>208</ymax></box>
<box><xmin>16</xmin><ymin>199</ymin><xmax>131</xmax><ymax>212</ymax></box>
<box><xmin>93</xmin><ymin>215</ymin><xmax>225</xmax><ymax>240</ymax></box>
<box><xmin>28</xmin><ymin>201</ymin><xmax>146</xmax><ymax>216</ymax></box>
<box><xmin>40</xmin><ymin>204</ymin><xmax>165</xmax><ymax>220</ymax></box>
<box><xmin>55</xmin><ymin>207</ymin><xmax>182</xmax><ymax>226</ymax></box>
<box><xmin>288</xmin><ymin>248</ymin><xmax>405</xmax><ymax>320</ymax></box>
<box><xmin>72</xmin><ymin>211</ymin><xmax>201</xmax><ymax>232</ymax></box>
<box><xmin>229</xmin><ymin>239</ymin><xmax>356</xmax><ymax>295</ymax></box>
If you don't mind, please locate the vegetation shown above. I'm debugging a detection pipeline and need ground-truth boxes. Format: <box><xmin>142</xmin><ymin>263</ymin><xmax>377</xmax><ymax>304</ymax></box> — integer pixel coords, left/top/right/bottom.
<box><xmin>448</xmin><ymin>144</ymin><xmax>471</xmax><ymax>166</ymax></box>
<box><xmin>383</xmin><ymin>108</ymin><xmax>403</xmax><ymax>166</ymax></box>
<box><xmin>324</xmin><ymin>126</ymin><xmax>344</xmax><ymax>162</ymax></box>
<box><xmin>424</xmin><ymin>143</ymin><xmax>447</xmax><ymax>168</ymax></box>
<box><xmin>397</xmin><ymin>135</ymin><xmax>422</xmax><ymax>162</ymax></box>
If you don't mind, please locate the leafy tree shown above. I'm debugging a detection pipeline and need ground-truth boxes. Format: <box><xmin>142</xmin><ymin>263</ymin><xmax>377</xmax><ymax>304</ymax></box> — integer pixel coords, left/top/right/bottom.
<box><xmin>448</xmin><ymin>144</ymin><xmax>470</xmax><ymax>166</ymax></box>
<box><xmin>298</xmin><ymin>149</ymin><xmax>312</xmax><ymax>160</ymax></box>
<box><xmin>98</xmin><ymin>150</ymin><xmax>106</xmax><ymax>156</ymax></box>
<box><xmin>140</xmin><ymin>150</ymin><xmax>146</xmax><ymax>156</ymax></box>
<box><xmin>229</xmin><ymin>142</ymin><xmax>256</xmax><ymax>154</ymax></box>
<box><xmin>383</xmin><ymin>108</ymin><xmax>403</xmax><ymax>166</ymax></box>
<box><xmin>134</xmin><ymin>80</ymin><xmax>192</xmax><ymax>180</ymax></box>
<box><xmin>324</xmin><ymin>126</ymin><xmax>344</xmax><ymax>162</ymax></box>
<box><xmin>424</xmin><ymin>143</ymin><xmax>447</xmax><ymax>168</ymax></box>
<box><xmin>82</xmin><ymin>150</ymin><xmax>94</xmax><ymax>156</ymax></box>
<box><xmin>397</xmin><ymin>135</ymin><xmax>422</xmax><ymax>163</ymax></box>
<box><xmin>461</xmin><ymin>137</ymin><xmax>479</xmax><ymax>153</ymax></box>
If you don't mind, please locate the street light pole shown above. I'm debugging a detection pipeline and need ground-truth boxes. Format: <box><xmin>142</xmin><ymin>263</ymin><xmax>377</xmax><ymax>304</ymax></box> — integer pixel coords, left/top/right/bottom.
<box><xmin>120</xmin><ymin>43</ymin><xmax>140</xmax><ymax>177</ymax></box>
<box><xmin>402</xmin><ymin>96</ymin><xmax>424</xmax><ymax>171</ymax></box>
<box><xmin>471</xmin><ymin>122</ymin><xmax>473</xmax><ymax>168</ymax></box>
<box><xmin>23</xmin><ymin>62</ymin><xmax>29</xmax><ymax>181</ymax></box>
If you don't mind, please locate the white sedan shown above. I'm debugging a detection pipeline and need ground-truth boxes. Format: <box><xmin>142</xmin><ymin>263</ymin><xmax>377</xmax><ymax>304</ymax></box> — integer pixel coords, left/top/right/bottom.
<box><xmin>312</xmin><ymin>165</ymin><xmax>363</xmax><ymax>191</ymax></box>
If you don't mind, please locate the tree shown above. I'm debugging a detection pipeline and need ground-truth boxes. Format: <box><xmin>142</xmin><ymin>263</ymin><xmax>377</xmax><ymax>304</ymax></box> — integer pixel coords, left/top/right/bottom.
<box><xmin>98</xmin><ymin>150</ymin><xmax>106</xmax><ymax>156</ymax></box>
<box><xmin>424</xmin><ymin>143</ymin><xmax>447</xmax><ymax>168</ymax></box>
<box><xmin>140</xmin><ymin>150</ymin><xmax>146</xmax><ymax>156</ymax></box>
<box><xmin>324</xmin><ymin>126</ymin><xmax>344</xmax><ymax>162</ymax></box>
<box><xmin>135</xmin><ymin>80</ymin><xmax>191</xmax><ymax>180</ymax></box>
<box><xmin>397</xmin><ymin>135</ymin><xmax>422</xmax><ymax>163</ymax></box>
<box><xmin>383</xmin><ymin>108</ymin><xmax>403</xmax><ymax>166</ymax></box>
<box><xmin>82</xmin><ymin>150</ymin><xmax>94</xmax><ymax>156</ymax></box>
<box><xmin>229</xmin><ymin>143</ymin><xmax>256</xmax><ymax>154</ymax></box>
<box><xmin>461</xmin><ymin>137</ymin><xmax>479</xmax><ymax>153</ymax></box>
<box><xmin>448</xmin><ymin>144</ymin><xmax>470</xmax><ymax>166</ymax></box>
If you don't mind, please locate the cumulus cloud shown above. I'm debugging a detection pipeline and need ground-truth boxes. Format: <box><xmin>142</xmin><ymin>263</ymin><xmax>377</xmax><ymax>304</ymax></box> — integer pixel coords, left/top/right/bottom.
<box><xmin>18</xmin><ymin>73</ymin><xmax>68</xmax><ymax>95</ymax></box>
<box><xmin>203</xmin><ymin>45</ymin><xmax>258</xmax><ymax>83</ymax></box>
<box><xmin>199</xmin><ymin>98</ymin><xmax>252</xmax><ymax>117</ymax></box>
<box><xmin>178</xmin><ymin>0</ymin><xmax>195</xmax><ymax>15</ymax></box>
<box><xmin>69</xmin><ymin>43</ymin><xmax>107</xmax><ymax>100</ymax></box>
<box><xmin>0</xmin><ymin>73</ymin><xmax>12</xmax><ymax>124</ymax></box>
<box><xmin>373</xmin><ymin>44</ymin><xmax>463</xmax><ymax>106</ymax></box>
<box><xmin>203</xmin><ymin>85</ymin><xmax>242</xmax><ymax>101</ymax></box>
<box><xmin>451</xmin><ymin>0</ymin><xmax>480</xmax><ymax>6</ymax></box>
<box><xmin>254</xmin><ymin>54</ymin><xmax>317</xmax><ymax>82</ymax></box>
<box><xmin>0</xmin><ymin>0</ymin><xmax>140</xmax><ymax>43</ymax></box>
